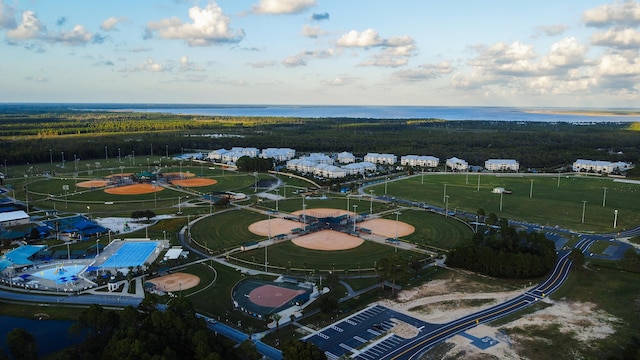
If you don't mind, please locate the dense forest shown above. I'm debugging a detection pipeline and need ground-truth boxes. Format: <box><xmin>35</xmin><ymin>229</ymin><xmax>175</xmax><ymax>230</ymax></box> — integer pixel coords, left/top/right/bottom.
<box><xmin>445</xmin><ymin>218</ymin><xmax>557</xmax><ymax>279</ymax></box>
<box><xmin>0</xmin><ymin>109</ymin><xmax>639</xmax><ymax>176</ymax></box>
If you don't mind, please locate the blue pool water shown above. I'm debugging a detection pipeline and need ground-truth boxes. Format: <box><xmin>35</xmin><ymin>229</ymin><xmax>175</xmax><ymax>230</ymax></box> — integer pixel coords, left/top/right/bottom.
<box><xmin>100</xmin><ymin>242</ymin><xmax>158</xmax><ymax>268</ymax></box>
<box><xmin>34</xmin><ymin>264</ymin><xmax>85</xmax><ymax>283</ymax></box>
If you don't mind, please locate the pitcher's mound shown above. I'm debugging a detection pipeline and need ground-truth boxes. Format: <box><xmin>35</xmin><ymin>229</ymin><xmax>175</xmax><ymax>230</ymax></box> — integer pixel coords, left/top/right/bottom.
<box><xmin>292</xmin><ymin>230</ymin><xmax>364</xmax><ymax>251</ymax></box>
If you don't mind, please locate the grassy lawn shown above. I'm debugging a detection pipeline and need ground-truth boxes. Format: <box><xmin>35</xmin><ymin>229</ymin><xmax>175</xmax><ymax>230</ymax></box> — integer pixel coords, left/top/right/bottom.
<box><xmin>385</xmin><ymin>209</ymin><xmax>472</xmax><ymax>250</ymax></box>
<box><xmin>189</xmin><ymin>209</ymin><xmax>265</xmax><ymax>252</ymax></box>
<box><xmin>368</xmin><ymin>173</ymin><xmax>640</xmax><ymax>233</ymax></box>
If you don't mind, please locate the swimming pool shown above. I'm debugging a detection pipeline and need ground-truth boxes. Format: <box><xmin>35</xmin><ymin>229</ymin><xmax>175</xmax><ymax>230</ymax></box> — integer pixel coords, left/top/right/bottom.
<box><xmin>33</xmin><ymin>264</ymin><xmax>86</xmax><ymax>284</ymax></box>
<box><xmin>100</xmin><ymin>242</ymin><xmax>158</xmax><ymax>268</ymax></box>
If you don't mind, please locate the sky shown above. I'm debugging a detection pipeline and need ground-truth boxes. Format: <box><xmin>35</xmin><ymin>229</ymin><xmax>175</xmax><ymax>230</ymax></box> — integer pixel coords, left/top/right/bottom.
<box><xmin>1</xmin><ymin>0</ymin><xmax>640</xmax><ymax>107</ymax></box>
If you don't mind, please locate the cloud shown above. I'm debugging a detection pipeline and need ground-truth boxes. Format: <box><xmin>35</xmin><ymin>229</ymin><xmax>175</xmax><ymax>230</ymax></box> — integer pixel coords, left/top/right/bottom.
<box><xmin>179</xmin><ymin>55</ymin><xmax>204</xmax><ymax>71</ymax></box>
<box><xmin>583</xmin><ymin>0</ymin><xmax>640</xmax><ymax>28</ymax></box>
<box><xmin>0</xmin><ymin>0</ymin><xmax>17</xmax><ymax>29</ymax></box>
<box><xmin>146</xmin><ymin>1</ymin><xmax>244</xmax><ymax>46</ymax></box>
<box><xmin>47</xmin><ymin>24</ymin><xmax>93</xmax><ymax>45</ymax></box>
<box><xmin>534</xmin><ymin>24</ymin><xmax>569</xmax><ymax>37</ymax></box>
<box><xmin>337</xmin><ymin>29</ymin><xmax>417</xmax><ymax>67</ymax></box>
<box><xmin>25</xmin><ymin>75</ymin><xmax>48</xmax><ymax>82</ymax></box>
<box><xmin>311</xmin><ymin>12</ymin><xmax>329</xmax><ymax>21</ymax></box>
<box><xmin>252</xmin><ymin>0</ymin><xmax>316</xmax><ymax>15</ymax></box>
<box><xmin>56</xmin><ymin>16</ymin><xmax>66</xmax><ymax>27</ymax></box>
<box><xmin>120</xmin><ymin>58</ymin><xmax>168</xmax><ymax>72</ymax></box>
<box><xmin>94</xmin><ymin>60</ymin><xmax>115</xmax><ymax>66</ymax></box>
<box><xmin>247</xmin><ymin>60</ymin><xmax>276</xmax><ymax>68</ymax></box>
<box><xmin>321</xmin><ymin>76</ymin><xmax>356</xmax><ymax>86</ymax></box>
<box><xmin>591</xmin><ymin>27</ymin><xmax>640</xmax><ymax>48</ymax></box>
<box><xmin>301</xmin><ymin>24</ymin><xmax>327</xmax><ymax>38</ymax></box>
<box><xmin>282</xmin><ymin>48</ymin><xmax>334</xmax><ymax>67</ymax></box>
<box><xmin>101</xmin><ymin>16</ymin><xmax>129</xmax><ymax>31</ymax></box>
<box><xmin>6</xmin><ymin>10</ymin><xmax>44</xmax><ymax>40</ymax></box>
<box><xmin>391</xmin><ymin>61</ymin><xmax>453</xmax><ymax>82</ymax></box>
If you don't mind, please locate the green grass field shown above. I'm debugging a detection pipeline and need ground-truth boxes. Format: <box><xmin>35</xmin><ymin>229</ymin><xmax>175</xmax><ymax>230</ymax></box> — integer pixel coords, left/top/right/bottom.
<box><xmin>369</xmin><ymin>173</ymin><xmax>640</xmax><ymax>233</ymax></box>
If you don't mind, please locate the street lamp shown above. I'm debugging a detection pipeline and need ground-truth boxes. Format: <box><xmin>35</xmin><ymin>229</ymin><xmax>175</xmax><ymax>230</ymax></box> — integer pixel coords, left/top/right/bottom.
<box><xmin>530</xmin><ymin>179</ymin><xmax>533</xmax><ymax>198</ymax></box>
<box><xmin>499</xmin><ymin>191</ymin><xmax>504</xmax><ymax>212</ymax></box>
<box><xmin>61</xmin><ymin>151</ymin><xmax>64</xmax><ymax>168</ymax></box>
<box><xmin>118</xmin><ymin>148</ymin><xmax>121</xmax><ymax>163</ymax></box>
<box><xmin>443</xmin><ymin>183</ymin><xmax>447</xmax><ymax>203</ymax></box>
<box><xmin>385</xmin><ymin>177</ymin><xmax>389</xmax><ymax>195</ymax></box>
<box><xmin>302</xmin><ymin>202</ymin><xmax>307</xmax><ymax>231</ymax></box>
<box><xmin>275</xmin><ymin>189</ymin><xmax>279</xmax><ymax>211</ymax></box>
<box><xmin>581</xmin><ymin>200</ymin><xmax>587</xmax><ymax>224</ymax></box>
<box><xmin>96</xmin><ymin>239</ymin><xmax>100</xmax><ymax>257</ymax></box>
<box><xmin>602</xmin><ymin>187</ymin><xmax>608</xmax><ymax>207</ymax></box>
<box><xmin>614</xmin><ymin>209</ymin><xmax>618</xmax><ymax>229</ymax></box>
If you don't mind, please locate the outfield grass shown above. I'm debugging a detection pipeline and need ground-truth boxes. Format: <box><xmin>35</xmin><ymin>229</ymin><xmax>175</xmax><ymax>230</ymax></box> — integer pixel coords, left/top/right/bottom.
<box><xmin>189</xmin><ymin>209</ymin><xmax>265</xmax><ymax>252</ymax></box>
<box><xmin>369</xmin><ymin>173</ymin><xmax>640</xmax><ymax>232</ymax></box>
<box><xmin>385</xmin><ymin>209</ymin><xmax>472</xmax><ymax>250</ymax></box>
<box><xmin>231</xmin><ymin>240</ymin><xmax>426</xmax><ymax>274</ymax></box>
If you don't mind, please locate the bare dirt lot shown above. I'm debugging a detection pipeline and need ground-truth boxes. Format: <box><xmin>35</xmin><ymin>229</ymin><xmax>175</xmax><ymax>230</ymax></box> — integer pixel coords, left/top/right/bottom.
<box><xmin>146</xmin><ymin>272</ymin><xmax>200</xmax><ymax>292</ymax></box>
<box><xmin>380</xmin><ymin>271</ymin><xmax>619</xmax><ymax>359</ymax></box>
<box><xmin>76</xmin><ymin>180</ymin><xmax>110</xmax><ymax>188</ymax></box>
<box><xmin>358</xmin><ymin>218</ymin><xmax>415</xmax><ymax>238</ymax></box>
<box><xmin>248</xmin><ymin>218</ymin><xmax>302</xmax><ymax>236</ymax></box>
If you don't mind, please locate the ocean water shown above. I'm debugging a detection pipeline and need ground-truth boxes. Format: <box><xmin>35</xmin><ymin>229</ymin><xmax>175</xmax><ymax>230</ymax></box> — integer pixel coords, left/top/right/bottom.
<box><xmin>87</xmin><ymin>104</ymin><xmax>640</xmax><ymax>123</ymax></box>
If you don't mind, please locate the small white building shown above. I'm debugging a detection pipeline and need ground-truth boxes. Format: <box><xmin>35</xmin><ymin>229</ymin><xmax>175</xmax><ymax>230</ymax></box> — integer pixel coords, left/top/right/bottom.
<box><xmin>400</xmin><ymin>155</ymin><xmax>439</xmax><ymax>168</ymax></box>
<box><xmin>304</xmin><ymin>153</ymin><xmax>333</xmax><ymax>165</ymax></box>
<box><xmin>207</xmin><ymin>149</ymin><xmax>228</xmax><ymax>161</ymax></box>
<box><xmin>342</xmin><ymin>162</ymin><xmax>376</xmax><ymax>175</ymax></box>
<box><xmin>364</xmin><ymin>153</ymin><xmax>397</xmax><ymax>165</ymax></box>
<box><xmin>313</xmin><ymin>164</ymin><xmax>347</xmax><ymax>178</ymax></box>
<box><xmin>485</xmin><ymin>159</ymin><xmax>519</xmax><ymax>172</ymax></box>
<box><xmin>446</xmin><ymin>157</ymin><xmax>469</xmax><ymax>171</ymax></box>
<box><xmin>0</xmin><ymin>210</ymin><xmax>30</xmax><ymax>227</ymax></box>
<box><xmin>337</xmin><ymin>151</ymin><xmax>356</xmax><ymax>164</ymax></box>
<box><xmin>572</xmin><ymin>159</ymin><xmax>634</xmax><ymax>174</ymax></box>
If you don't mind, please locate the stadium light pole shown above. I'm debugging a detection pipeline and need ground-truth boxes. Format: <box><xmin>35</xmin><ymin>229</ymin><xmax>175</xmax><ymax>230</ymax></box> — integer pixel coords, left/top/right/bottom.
<box><xmin>477</xmin><ymin>173</ymin><xmax>480</xmax><ymax>192</ymax></box>
<box><xmin>346</xmin><ymin>194</ymin><xmax>350</xmax><ymax>213</ymax></box>
<box><xmin>581</xmin><ymin>200</ymin><xmax>587</xmax><ymax>224</ymax></box>
<box><xmin>369</xmin><ymin>190</ymin><xmax>374</xmax><ymax>214</ymax></box>
<box><xmin>445</xmin><ymin>195</ymin><xmax>450</xmax><ymax>217</ymax></box>
<box><xmin>602</xmin><ymin>187</ymin><xmax>608</xmax><ymax>207</ymax></box>
<box><xmin>118</xmin><ymin>148</ymin><xmax>121</xmax><ymax>163</ymax></box>
<box><xmin>105</xmin><ymin>145</ymin><xmax>108</xmax><ymax>161</ymax></box>
<box><xmin>614</xmin><ymin>209</ymin><xmax>618</xmax><ymax>229</ymax></box>
<box><xmin>530</xmin><ymin>179</ymin><xmax>533</xmax><ymax>198</ymax></box>
<box><xmin>266</xmin><ymin>213</ymin><xmax>270</xmax><ymax>272</ymax></box>
<box><xmin>443</xmin><ymin>183</ymin><xmax>447</xmax><ymax>203</ymax></box>
<box><xmin>421</xmin><ymin>169</ymin><xmax>424</xmax><ymax>185</ymax></box>
<box><xmin>353</xmin><ymin>205</ymin><xmax>358</xmax><ymax>232</ymax></box>
<box><xmin>49</xmin><ymin>149</ymin><xmax>52</xmax><ymax>164</ymax></box>
<box><xmin>96</xmin><ymin>239</ymin><xmax>99</xmax><ymax>257</ymax></box>
<box><xmin>275</xmin><ymin>189</ymin><xmax>279</xmax><ymax>212</ymax></box>
<box><xmin>394</xmin><ymin>211</ymin><xmax>401</xmax><ymax>252</ymax></box>
<box><xmin>302</xmin><ymin>202</ymin><xmax>307</xmax><ymax>231</ymax></box>
<box><xmin>499</xmin><ymin>192</ymin><xmax>503</xmax><ymax>212</ymax></box>
<box><xmin>24</xmin><ymin>175</ymin><xmax>28</xmax><ymax>213</ymax></box>
<box><xmin>385</xmin><ymin>177</ymin><xmax>389</xmax><ymax>195</ymax></box>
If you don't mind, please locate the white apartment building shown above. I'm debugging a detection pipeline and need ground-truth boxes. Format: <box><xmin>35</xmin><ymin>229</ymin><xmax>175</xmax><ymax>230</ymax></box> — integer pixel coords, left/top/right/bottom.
<box><xmin>260</xmin><ymin>148</ymin><xmax>296</xmax><ymax>161</ymax></box>
<box><xmin>446</xmin><ymin>157</ymin><xmax>469</xmax><ymax>171</ymax></box>
<box><xmin>400</xmin><ymin>155</ymin><xmax>439</xmax><ymax>168</ymax></box>
<box><xmin>342</xmin><ymin>162</ymin><xmax>376</xmax><ymax>175</ymax></box>
<box><xmin>485</xmin><ymin>159</ymin><xmax>519</xmax><ymax>172</ymax></box>
<box><xmin>572</xmin><ymin>159</ymin><xmax>634</xmax><ymax>174</ymax></box>
<box><xmin>337</xmin><ymin>151</ymin><xmax>356</xmax><ymax>164</ymax></box>
<box><xmin>364</xmin><ymin>153</ymin><xmax>397</xmax><ymax>165</ymax></box>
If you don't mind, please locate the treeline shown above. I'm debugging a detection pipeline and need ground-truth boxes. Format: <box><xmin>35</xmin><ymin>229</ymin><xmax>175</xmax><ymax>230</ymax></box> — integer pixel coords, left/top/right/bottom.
<box><xmin>446</xmin><ymin>219</ymin><xmax>557</xmax><ymax>279</ymax></box>
<box><xmin>1</xmin><ymin>110</ymin><xmax>639</xmax><ymax>175</ymax></box>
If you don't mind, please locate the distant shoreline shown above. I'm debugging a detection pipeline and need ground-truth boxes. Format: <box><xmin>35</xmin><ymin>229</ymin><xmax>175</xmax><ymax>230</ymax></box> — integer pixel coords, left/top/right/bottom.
<box><xmin>525</xmin><ymin>110</ymin><xmax>640</xmax><ymax>117</ymax></box>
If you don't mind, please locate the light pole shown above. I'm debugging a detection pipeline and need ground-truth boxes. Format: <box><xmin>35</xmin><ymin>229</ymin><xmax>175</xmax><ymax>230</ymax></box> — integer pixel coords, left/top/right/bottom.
<box><xmin>445</xmin><ymin>195</ymin><xmax>450</xmax><ymax>217</ymax></box>
<box><xmin>302</xmin><ymin>202</ymin><xmax>307</xmax><ymax>231</ymax></box>
<box><xmin>165</xmin><ymin>144</ymin><xmax>168</xmax><ymax>158</ymax></box>
<box><xmin>24</xmin><ymin>175</ymin><xmax>28</xmax><ymax>212</ymax></box>
<box><xmin>49</xmin><ymin>149</ymin><xmax>52</xmax><ymax>164</ymax></box>
<box><xmin>266</xmin><ymin>213</ymin><xmax>271</xmax><ymax>272</ymax></box>
<box><xmin>614</xmin><ymin>209</ymin><xmax>618</xmax><ymax>229</ymax></box>
<box><xmin>529</xmin><ymin>179</ymin><xmax>533</xmax><ymax>198</ymax></box>
<box><xmin>443</xmin><ymin>183</ymin><xmax>447</xmax><ymax>203</ymax></box>
<box><xmin>385</xmin><ymin>177</ymin><xmax>389</xmax><ymax>195</ymax></box>
<box><xmin>353</xmin><ymin>205</ymin><xmax>358</xmax><ymax>232</ymax></box>
<box><xmin>421</xmin><ymin>170</ymin><xmax>424</xmax><ymax>185</ymax></box>
<box><xmin>557</xmin><ymin>170</ymin><xmax>561</xmax><ymax>188</ymax></box>
<box><xmin>369</xmin><ymin>190</ymin><xmax>374</xmax><ymax>214</ymax></box>
<box><xmin>499</xmin><ymin>191</ymin><xmax>503</xmax><ymax>211</ymax></box>
<box><xmin>581</xmin><ymin>200</ymin><xmax>587</xmax><ymax>224</ymax></box>
<box><xmin>178</xmin><ymin>196</ymin><xmax>181</xmax><ymax>214</ymax></box>
<box><xmin>275</xmin><ymin>189</ymin><xmax>279</xmax><ymax>211</ymax></box>
<box><xmin>346</xmin><ymin>194</ymin><xmax>350</xmax><ymax>213</ymax></box>
<box><xmin>96</xmin><ymin>239</ymin><xmax>99</xmax><ymax>257</ymax></box>
<box><xmin>105</xmin><ymin>145</ymin><xmax>108</xmax><ymax>160</ymax></box>
<box><xmin>394</xmin><ymin>211</ymin><xmax>401</xmax><ymax>252</ymax></box>
<box><xmin>477</xmin><ymin>173</ymin><xmax>480</xmax><ymax>192</ymax></box>
<box><xmin>61</xmin><ymin>151</ymin><xmax>64</xmax><ymax>168</ymax></box>
<box><xmin>602</xmin><ymin>187</ymin><xmax>608</xmax><ymax>207</ymax></box>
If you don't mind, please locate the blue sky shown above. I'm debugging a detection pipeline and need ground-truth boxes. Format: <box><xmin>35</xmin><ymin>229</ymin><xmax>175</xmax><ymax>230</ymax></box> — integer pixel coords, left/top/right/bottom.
<box><xmin>1</xmin><ymin>0</ymin><xmax>640</xmax><ymax>107</ymax></box>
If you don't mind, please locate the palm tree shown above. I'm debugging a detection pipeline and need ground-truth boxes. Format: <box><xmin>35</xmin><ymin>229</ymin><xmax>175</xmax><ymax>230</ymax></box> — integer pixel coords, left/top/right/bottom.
<box><xmin>270</xmin><ymin>313</ymin><xmax>282</xmax><ymax>333</ymax></box>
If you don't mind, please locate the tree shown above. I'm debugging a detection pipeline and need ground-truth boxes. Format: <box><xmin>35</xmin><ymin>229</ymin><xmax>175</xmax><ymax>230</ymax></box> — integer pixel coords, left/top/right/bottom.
<box><xmin>281</xmin><ymin>339</ymin><xmax>325</xmax><ymax>360</ymax></box>
<box><xmin>270</xmin><ymin>313</ymin><xmax>283</xmax><ymax>333</ymax></box>
<box><xmin>569</xmin><ymin>248</ymin><xmax>585</xmax><ymax>270</ymax></box>
<box><xmin>7</xmin><ymin>328</ymin><xmax>38</xmax><ymax>360</ymax></box>
<box><xmin>377</xmin><ymin>254</ymin><xmax>409</xmax><ymax>296</ymax></box>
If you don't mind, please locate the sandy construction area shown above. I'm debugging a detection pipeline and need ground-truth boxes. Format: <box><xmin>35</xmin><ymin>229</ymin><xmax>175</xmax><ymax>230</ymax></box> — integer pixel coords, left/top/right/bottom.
<box><xmin>76</xmin><ymin>180</ymin><xmax>110</xmax><ymax>188</ymax></box>
<box><xmin>104</xmin><ymin>183</ymin><xmax>164</xmax><ymax>195</ymax></box>
<box><xmin>358</xmin><ymin>218</ymin><xmax>415</xmax><ymax>238</ymax></box>
<box><xmin>249</xmin><ymin>218</ymin><xmax>302</xmax><ymax>236</ymax></box>
<box><xmin>171</xmin><ymin>178</ymin><xmax>217</xmax><ymax>187</ymax></box>
<box><xmin>146</xmin><ymin>272</ymin><xmax>200</xmax><ymax>292</ymax></box>
<box><xmin>292</xmin><ymin>230</ymin><xmax>364</xmax><ymax>251</ymax></box>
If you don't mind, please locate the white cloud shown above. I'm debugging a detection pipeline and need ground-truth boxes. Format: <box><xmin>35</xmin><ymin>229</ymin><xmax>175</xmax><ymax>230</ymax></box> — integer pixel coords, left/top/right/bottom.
<box><xmin>179</xmin><ymin>55</ymin><xmax>204</xmax><ymax>71</ymax></box>
<box><xmin>120</xmin><ymin>58</ymin><xmax>168</xmax><ymax>73</ymax></box>
<box><xmin>101</xmin><ymin>16</ymin><xmax>129</xmax><ymax>31</ymax></box>
<box><xmin>534</xmin><ymin>24</ymin><xmax>569</xmax><ymax>37</ymax></box>
<box><xmin>391</xmin><ymin>61</ymin><xmax>453</xmax><ymax>82</ymax></box>
<box><xmin>591</xmin><ymin>27</ymin><xmax>640</xmax><ymax>48</ymax></box>
<box><xmin>540</xmin><ymin>37</ymin><xmax>588</xmax><ymax>69</ymax></box>
<box><xmin>282</xmin><ymin>48</ymin><xmax>334</xmax><ymax>67</ymax></box>
<box><xmin>301</xmin><ymin>24</ymin><xmax>326</xmax><ymax>38</ymax></box>
<box><xmin>583</xmin><ymin>0</ymin><xmax>640</xmax><ymax>28</ymax></box>
<box><xmin>321</xmin><ymin>76</ymin><xmax>356</xmax><ymax>86</ymax></box>
<box><xmin>48</xmin><ymin>24</ymin><xmax>93</xmax><ymax>45</ymax></box>
<box><xmin>146</xmin><ymin>1</ymin><xmax>244</xmax><ymax>46</ymax></box>
<box><xmin>336</xmin><ymin>29</ymin><xmax>382</xmax><ymax>48</ymax></box>
<box><xmin>25</xmin><ymin>75</ymin><xmax>48</xmax><ymax>82</ymax></box>
<box><xmin>0</xmin><ymin>0</ymin><xmax>17</xmax><ymax>29</ymax></box>
<box><xmin>252</xmin><ymin>0</ymin><xmax>316</xmax><ymax>15</ymax></box>
<box><xmin>6</xmin><ymin>10</ymin><xmax>44</xmax><ymax>40</ymax></box>
<box><xmin>247</xmin><ymin>60</ymin><xmax>276</xmax><ymax>68</ymax></box>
